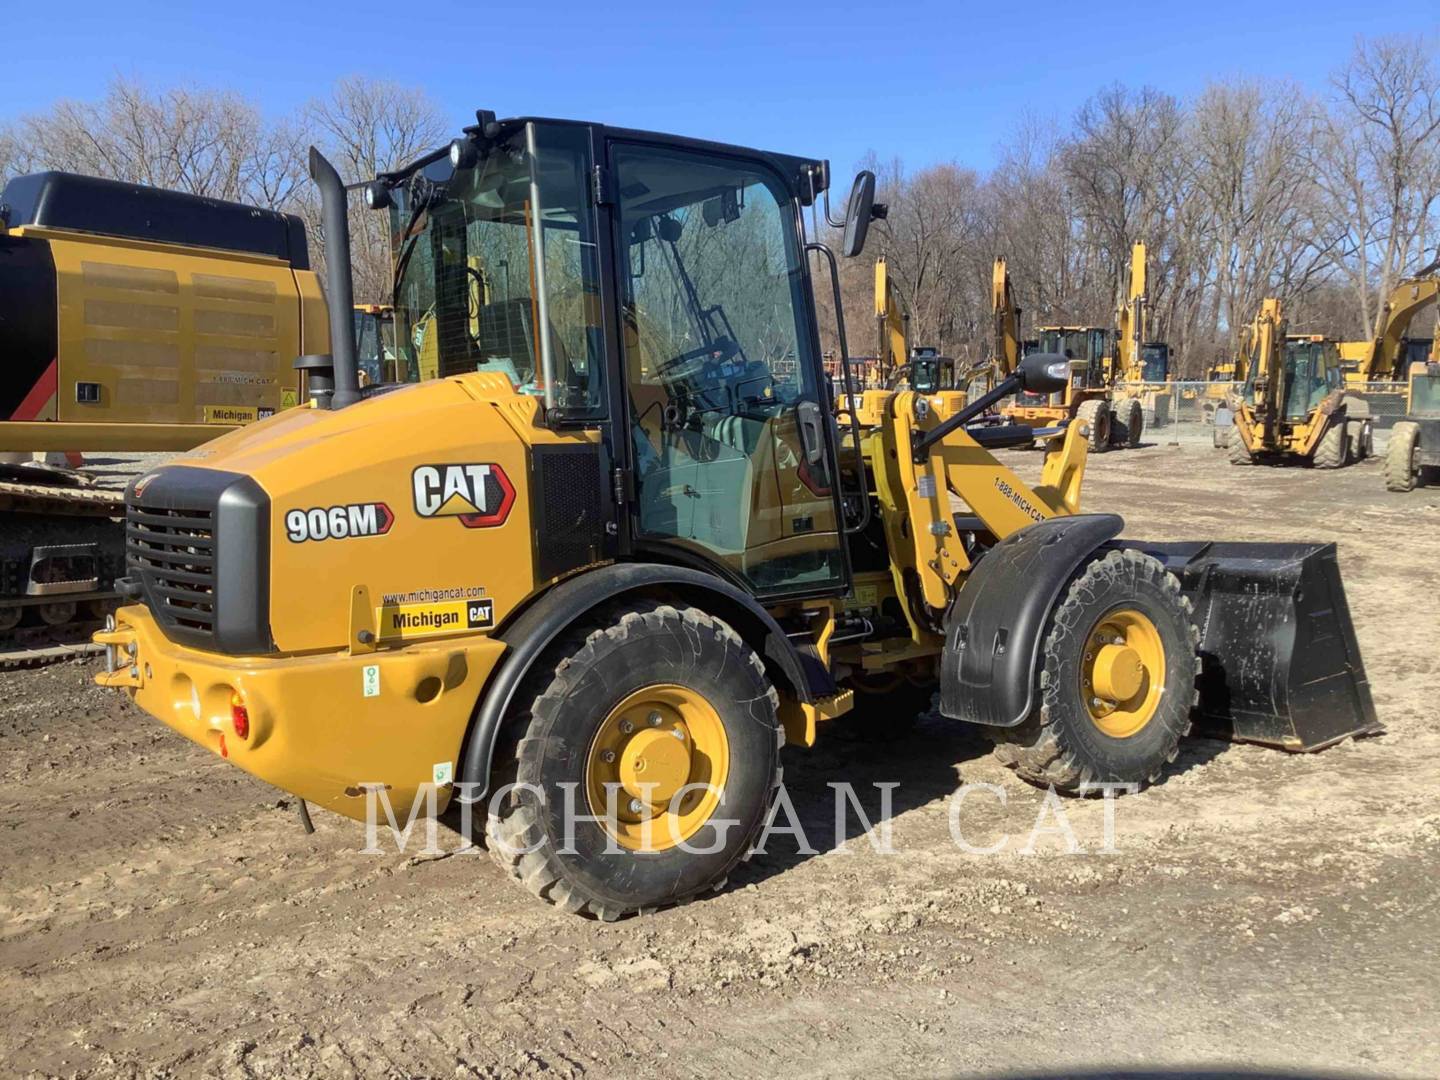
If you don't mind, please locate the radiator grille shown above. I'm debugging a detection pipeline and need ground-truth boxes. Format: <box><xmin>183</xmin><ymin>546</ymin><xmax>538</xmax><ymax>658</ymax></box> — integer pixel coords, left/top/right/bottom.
<box><xmin>126</xmin><ymin>503</ymin><xmax>216</xmax><ymax>635</ymax></box>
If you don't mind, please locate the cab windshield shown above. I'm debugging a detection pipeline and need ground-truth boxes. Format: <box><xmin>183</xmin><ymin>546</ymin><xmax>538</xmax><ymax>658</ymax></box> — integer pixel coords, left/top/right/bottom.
<box><xmin>388</xmin><ymin>123</ymin><xmax>605</xmax><ymax>415</ymax></box>
<box><xmin>1280</xmin><ymin>341</ymin><xmax>1341</xmax><ymax>420</ymax></box>
<box><xmin>1140</xmin><ymin>343</ymin><xmax>1169</xmax><ymax>382</ymax></box>
<box><xmin>1412</xmin><ymin>369</ymin><xmax>1440</xmax><ymax>417</ymax></box>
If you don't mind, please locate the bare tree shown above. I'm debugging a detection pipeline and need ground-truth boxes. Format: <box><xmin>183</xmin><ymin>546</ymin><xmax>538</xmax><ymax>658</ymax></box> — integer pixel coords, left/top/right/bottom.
<box><xmin>1317</xmin><ymin>36</ymin><xmax>1440</xmax><ymax>337</ymax></box>
<box><xmin>303</xmin><ymin>76</ymin><xmax>449</xmax><ymax>303</ymax></box>
<box><xmin>12</xmin><ymin>78</ymin><xmax>306</xmax><ymax>210</ymax></box>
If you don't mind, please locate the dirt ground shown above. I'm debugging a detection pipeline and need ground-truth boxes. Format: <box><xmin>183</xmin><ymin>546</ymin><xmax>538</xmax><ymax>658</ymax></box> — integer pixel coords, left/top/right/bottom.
<box><xmin>2</xmin><ymin>441</ymin><xmax>1437</xmax><ymax>1080</ymax></box>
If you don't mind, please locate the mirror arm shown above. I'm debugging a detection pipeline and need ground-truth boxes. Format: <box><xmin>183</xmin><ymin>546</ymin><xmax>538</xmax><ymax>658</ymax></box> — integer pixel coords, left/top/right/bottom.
<box><xmin>807</xmin><ymin>241</ymin><xmax>870</xmax><ymax>534</ymax></box>
<box><xmin>911</xmin><ymin>372</ymin><xmax>1022</xmax><ymax>462</ymax></box>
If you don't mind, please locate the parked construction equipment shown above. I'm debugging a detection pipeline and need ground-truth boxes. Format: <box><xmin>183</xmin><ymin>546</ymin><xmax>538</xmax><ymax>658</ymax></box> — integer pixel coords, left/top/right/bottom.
<box><xmin>0</xmin><ymin>172</ymin><xmax>326</xmax><ymax>662</ymax></box>
<box><xmin>1230</xmin><ymin>298</ymin><xmax>1373</xmax><ymax>468</ymax></box>
<box><xmin>1384</xmin><ymin>352</ymin><xmax>1440</xmax><ymax>491</ymax></box>
<box><xmin>1108</xmin><ymin>242</ymin><xmax>1173</xmax><ymax>436</ymax></box>
<box><xmin>1341</xmin><ymin>262</ymin><xmax>1438</xmax><ymax>386</ymax></box>
<box><xmin>96</xmin><ymin>115</ymin><xmax>1375</xmax><ymax>919</ymax></box>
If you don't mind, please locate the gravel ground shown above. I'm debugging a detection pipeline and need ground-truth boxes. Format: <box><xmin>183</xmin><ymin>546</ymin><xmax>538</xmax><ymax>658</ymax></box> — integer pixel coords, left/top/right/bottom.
<box><xmin>1</xmin><ymin>440</ymin><xmax>1437</xmax><ymax>1079</ymax></box>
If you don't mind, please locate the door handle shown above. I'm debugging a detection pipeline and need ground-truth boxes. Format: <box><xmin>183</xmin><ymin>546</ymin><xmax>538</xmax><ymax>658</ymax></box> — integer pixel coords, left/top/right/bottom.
<box><xmin>795</xmin><ymin>400</ymin><xmax>825</xmax><ymax>464</ymax></box>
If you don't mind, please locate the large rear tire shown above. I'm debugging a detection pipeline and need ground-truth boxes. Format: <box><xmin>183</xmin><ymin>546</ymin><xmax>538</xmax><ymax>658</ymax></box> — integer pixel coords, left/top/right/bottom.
<box><xmin>485</xmin><ymin>602</ymin><xmax>782</xmax><ymax>919</ymax></box>
<box><xmin>990</xmin><ymin>549</ymin><xmax>1199</xmax><ymax>793</ymax></box>
<box><xmin>1385</xmin><ymin>421</ymin><xmax>1420</xmax><ymax>492</ymax></box>
<box><xmin>1076</xmin><ymin>399</ymin><xmax>1111</xmax><ymax>453</ymax></box>
<box><xmin>1229</xmin><ymin>438</ymin><xmax>1254</xmax><ymax>466</ymax></box>
<box><xmin>1313</xmin><ymin>422</ymin><xmax>1349</xmax><ymax>469</ymax></box>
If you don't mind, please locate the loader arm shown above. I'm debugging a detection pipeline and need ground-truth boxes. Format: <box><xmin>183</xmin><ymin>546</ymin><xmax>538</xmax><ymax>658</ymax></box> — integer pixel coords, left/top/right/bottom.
<box><xmin>878</xmin><ymin>388</ymin><xmax>1089</xmax><ymax>611</ymax></box>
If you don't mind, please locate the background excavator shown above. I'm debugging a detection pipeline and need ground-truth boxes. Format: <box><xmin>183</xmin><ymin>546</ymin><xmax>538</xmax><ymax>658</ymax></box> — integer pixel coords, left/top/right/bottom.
<box><xmin>1108</xmin><ymin>242</ymin><xmax>1174</xmax><ymax>434</ymax></box>
<box><xmin>1229</xmin><ymin>298</ymin><xmax>1372</xmax><ymax>468</ymax></box>
<box><xmin>1340</xmin><ymin>261</ymin><xmax>1439</xmax><ymax>387</ymax></box>
<box><xmin>0</xmin><ymin>171</ymin><xmax>328</xmax><ymax>662</ymax></box>
<box><xmin>95</xmin><ymin>116</ymin><xmax>1375</xmax><ymax>919</ymax></box>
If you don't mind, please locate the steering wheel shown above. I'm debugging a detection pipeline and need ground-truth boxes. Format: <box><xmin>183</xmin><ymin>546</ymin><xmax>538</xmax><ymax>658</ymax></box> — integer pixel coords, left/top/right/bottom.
<box><xmin>655</xmin><ymin>336</ymin><xmax>741</xmax><ymax>376</ymax></box>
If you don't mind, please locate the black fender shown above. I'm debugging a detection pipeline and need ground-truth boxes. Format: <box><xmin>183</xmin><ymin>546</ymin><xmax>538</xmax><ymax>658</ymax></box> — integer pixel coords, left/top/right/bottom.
<box><xmin>454</xmin><ymin>562</ymin><xmax>827</xmax><ymax>801</ymax></box>
<box><xmin>938</xmin><ymin>514</ymin><xmax>1123</xmax><ymax>728</ymax></box>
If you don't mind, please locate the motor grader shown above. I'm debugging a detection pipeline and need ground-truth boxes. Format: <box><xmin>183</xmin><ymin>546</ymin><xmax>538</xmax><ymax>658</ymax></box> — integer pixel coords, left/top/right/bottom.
<box><xmin>97</xmin><ymin>114</ymin><xmax>1375</xmax><ymax>920</ymax></box>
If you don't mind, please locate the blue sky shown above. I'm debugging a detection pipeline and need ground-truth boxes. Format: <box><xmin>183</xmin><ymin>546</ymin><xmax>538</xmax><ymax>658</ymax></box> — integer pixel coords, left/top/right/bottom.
<box><xmin>2</xmin><ymin>1</ymin><xmax>1435</xmax><ymax>174</ymax></box>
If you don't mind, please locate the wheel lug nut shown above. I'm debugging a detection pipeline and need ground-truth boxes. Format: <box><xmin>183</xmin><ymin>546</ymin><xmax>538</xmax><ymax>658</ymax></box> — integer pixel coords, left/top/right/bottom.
<box><xmin>648</xmin><ymin>711</ymin><xmax>663</xmax><ymax>727</ymax></box>
<box><xmin>620</xmin><ymin>719</ymin><xmax>634</xmax><ymax>734</ymax></box>
<box><xmin>671</xmin><ymin>728</ymin><xmax>685</xmax><ymax>741</ymax></box>
<box><xmin>601</xmin><ymin>750</ymin><xmax>616</xmax><ymax>764</ymax></box>
<box><xmin>628</xmin><ymin>798</ymin><xmax>644</xmax><ymax>814</ymax></box>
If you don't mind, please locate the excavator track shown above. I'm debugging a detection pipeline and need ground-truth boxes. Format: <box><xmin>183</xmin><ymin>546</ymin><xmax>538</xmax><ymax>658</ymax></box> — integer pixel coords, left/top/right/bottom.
<box><xmin>1</xmin><ymin>474</ymin><xmax>129</xmax><ymax>670</ymax></box>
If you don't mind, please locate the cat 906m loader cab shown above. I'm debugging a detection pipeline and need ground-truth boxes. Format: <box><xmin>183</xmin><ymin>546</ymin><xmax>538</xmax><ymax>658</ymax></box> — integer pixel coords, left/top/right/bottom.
<box><xmin>96</xmin><ymin>113</ymin><xmax>1376</xmax><ymax>919</ymax></box>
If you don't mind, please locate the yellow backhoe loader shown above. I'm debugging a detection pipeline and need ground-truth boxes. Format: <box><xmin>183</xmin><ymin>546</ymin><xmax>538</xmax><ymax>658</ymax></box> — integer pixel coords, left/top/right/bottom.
<box><xmin>0</xmin><ymin>172</ymin><xmax>327</xmax><ymax>662</ymax></box>
<box><xmin>1231</xmin><ymin>298</ymin><xmax>1373</xmax><ymax>468</ymax></box>
<box><xmin>96</xmin><ymin>115</ymin><xmax>1375</xmax><ymax>919</ymax></box>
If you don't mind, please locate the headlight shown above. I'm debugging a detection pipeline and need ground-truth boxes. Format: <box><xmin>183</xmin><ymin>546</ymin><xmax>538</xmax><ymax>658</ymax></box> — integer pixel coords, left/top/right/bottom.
<box><xmin>449</xmin><ymin>138</ymin><xmax>478</xmax><ymax>170</ymax></box>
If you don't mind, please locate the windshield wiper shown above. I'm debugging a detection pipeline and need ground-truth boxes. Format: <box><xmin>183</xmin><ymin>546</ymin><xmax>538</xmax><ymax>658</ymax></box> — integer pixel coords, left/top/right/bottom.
<box><xmin>390</xmin><ymin>178</ymin><xmax>441</xmax><ymax>297</ymax></box>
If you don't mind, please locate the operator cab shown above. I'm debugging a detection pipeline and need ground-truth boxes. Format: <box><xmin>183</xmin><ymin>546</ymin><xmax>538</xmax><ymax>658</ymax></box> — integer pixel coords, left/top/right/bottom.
<box><xmin>1139</xmin><ymin>342</ymin><xmax>1170</xmax><ymax>382</ymax></box>
<box><xmin>374</xmin><ymin>116</ymin><xmax>873</xmax><ymax>601</ymax></box>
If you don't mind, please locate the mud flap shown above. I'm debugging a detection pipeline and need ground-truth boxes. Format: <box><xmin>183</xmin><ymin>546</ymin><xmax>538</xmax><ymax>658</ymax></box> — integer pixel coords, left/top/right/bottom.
<box><xmin>1121</xmin><ymin>540</ymin><xmax>1380</xmax><ymax>751</ymax></box>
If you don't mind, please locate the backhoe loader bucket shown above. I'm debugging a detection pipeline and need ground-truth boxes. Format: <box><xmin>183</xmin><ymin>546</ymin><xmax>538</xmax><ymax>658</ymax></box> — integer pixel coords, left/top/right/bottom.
<box><xmin>1124</xmin><ymin>540</ymin><xmax>1380</xmax><ymax>751</ymax></box>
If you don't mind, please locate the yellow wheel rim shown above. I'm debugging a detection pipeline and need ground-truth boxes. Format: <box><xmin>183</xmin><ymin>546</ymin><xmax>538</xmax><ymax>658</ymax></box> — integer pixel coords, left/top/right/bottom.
<box><xmin>1080</xmin><ymin>608</ymin><xmax>1165</xmax><ymax>738</ymax></box>
<box><xmin>584</xmin><ymin>684</ymin><xmax>730</xmax><ymax>852</ymax></box>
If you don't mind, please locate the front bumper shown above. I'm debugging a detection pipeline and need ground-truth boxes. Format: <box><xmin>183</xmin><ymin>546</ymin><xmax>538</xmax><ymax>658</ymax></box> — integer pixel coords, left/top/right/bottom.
<box><xmin>96</xmin><ymin>605</ymin><xmax>506</xmax><ymax>822</ymax></box>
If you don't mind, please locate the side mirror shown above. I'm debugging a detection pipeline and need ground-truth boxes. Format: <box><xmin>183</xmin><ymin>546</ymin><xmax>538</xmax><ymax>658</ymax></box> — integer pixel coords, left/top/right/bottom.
<box><xmin>841</xmin><ymin>171</ymin><xmax>877</xmax><ymax>258</ymax></box>
<box><xmin>1015</xmin><ymin>352</ymin><xmax>1070</xmax><ymax>395</ymax></box>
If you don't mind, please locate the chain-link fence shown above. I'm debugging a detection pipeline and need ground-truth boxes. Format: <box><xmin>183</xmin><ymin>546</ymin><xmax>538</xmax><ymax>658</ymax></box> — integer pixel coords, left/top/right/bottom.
<box><xmin>1121</xmin><ymin>380</ymin><xmax>1408</xmax><ymax>451</ymax></box>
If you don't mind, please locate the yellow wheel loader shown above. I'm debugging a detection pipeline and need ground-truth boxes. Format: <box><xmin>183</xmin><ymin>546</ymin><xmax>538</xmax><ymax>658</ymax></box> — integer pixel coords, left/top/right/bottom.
<box><xmin>1004</xmin><ymin>324</ymin><xmax>1115</xmax><ymax>451</ymax></box>
<box><xmin>96</xmin><ymin>114</ymin><xmax>1375</xmax><ymax>919</ymax></box>
<box><xmin>1231</xmin><ymin>299</ymin><xmax>1373</xmax><ymax>468</ymax></box>
<box><xmin>0</xmin><ymin>172</ymin><xmax>327</xmax><ymax>662</ymax></box>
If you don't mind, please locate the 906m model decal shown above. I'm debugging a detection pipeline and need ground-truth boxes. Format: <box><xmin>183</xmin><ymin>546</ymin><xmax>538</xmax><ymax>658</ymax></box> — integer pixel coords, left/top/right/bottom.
<box><xmin>285</xmin><ymin>501</ymin><xmax>394</xmax><ymax>543</ymax></box>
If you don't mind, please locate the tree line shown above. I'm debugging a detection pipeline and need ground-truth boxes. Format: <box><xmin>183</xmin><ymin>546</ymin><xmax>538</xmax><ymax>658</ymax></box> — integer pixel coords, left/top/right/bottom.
<box><xmin>821</xmin><ymin>35</ymin><xmax>1440</xmax><ymax>376</ymax></box>
<box><xmin>3</xmin><ymin>36</ymin><xmax>1437</xmax><ymax>377</ymax></box>
<box><xmin>0</xmin><ymin>75</ymin><xmax>447</xmax><ymax>305</ymax></box>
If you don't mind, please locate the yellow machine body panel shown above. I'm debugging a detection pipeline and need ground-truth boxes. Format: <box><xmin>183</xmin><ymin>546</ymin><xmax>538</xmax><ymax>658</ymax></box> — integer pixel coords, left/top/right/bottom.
<box><xmin>101</xmin><ymin>373</ymin><xmax>603</xmax><ymax>819</ymax></box>
<box><xmin>97</xmin><ymin>604</ymin><xmax>503</xmax><ymax>820</ymax></box>
<box><xmin>2</xmin><ymin>224</ymin><xmax>325</xmax><ymax>448</ymax></box>
<box><xmin>37</xmin><ymin>226</ymin><xmax>321</xmax><ymax>424</ymax></box>
<box><xmin>178</xmin><ymin>373</ymin><xmax>599</xmax><ymax>656</ymax></box>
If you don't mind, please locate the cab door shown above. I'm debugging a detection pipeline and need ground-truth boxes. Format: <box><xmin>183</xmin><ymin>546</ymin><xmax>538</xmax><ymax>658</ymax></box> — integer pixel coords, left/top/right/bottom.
<box><xmin>609</xmin><ymin>139</ymin><xmax>848</xmax><ymax>600</ymax></box>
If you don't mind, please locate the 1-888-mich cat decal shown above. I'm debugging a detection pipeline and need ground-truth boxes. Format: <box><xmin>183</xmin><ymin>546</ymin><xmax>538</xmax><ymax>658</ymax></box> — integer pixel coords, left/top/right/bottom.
<box><xmin>412</xmin><ymin>463</ymin><xmax>516</xmax><ymax>528</ymax></box>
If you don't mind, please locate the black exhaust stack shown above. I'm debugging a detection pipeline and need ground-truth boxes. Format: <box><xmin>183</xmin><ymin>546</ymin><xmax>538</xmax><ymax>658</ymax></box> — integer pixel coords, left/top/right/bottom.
<box><xmin>306</xmin><ymin>146</ymin><xmax>361</xmax><ymax>409</ymax></box>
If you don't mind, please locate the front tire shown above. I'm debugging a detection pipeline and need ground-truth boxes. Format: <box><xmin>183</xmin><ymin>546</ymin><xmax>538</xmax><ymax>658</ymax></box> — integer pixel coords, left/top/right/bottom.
<box><xmin>1385</xmin><ymin>421</ymin><xmax>1420</xmax><ymax>492</ymax></box>
<box><xmin>990</xmin><ymin>549</ymin><xmax>1199</xmax><ymax>793</ymax></box>
<box><xmin>485</xmin><ymin>602</ymin><xmax>782</xmax><ymax>919</ymax></box>
<box><xmin>1076</xmin><ymin>398</ymin><xmax>1111</xmax><ymax>453</ymax></box>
